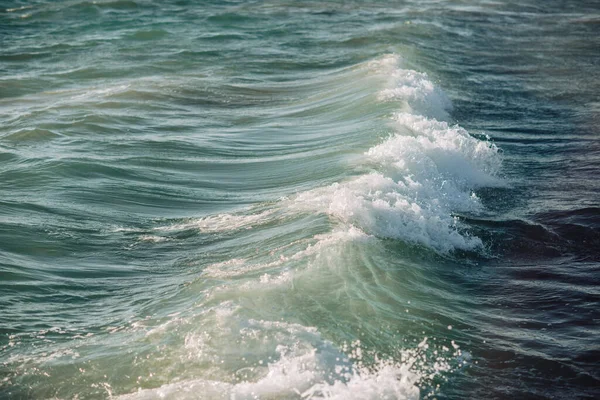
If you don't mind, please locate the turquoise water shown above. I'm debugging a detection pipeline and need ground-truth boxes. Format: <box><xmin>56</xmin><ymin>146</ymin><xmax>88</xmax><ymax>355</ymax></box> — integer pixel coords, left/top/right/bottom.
<box><xmin>1</xmin><ymin>1</ymin><xmax>599</xmax><ymax>399</ymax></box>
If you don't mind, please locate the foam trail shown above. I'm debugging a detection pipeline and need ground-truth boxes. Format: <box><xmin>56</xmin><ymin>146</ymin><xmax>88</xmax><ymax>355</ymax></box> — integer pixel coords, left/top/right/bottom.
<box><xmin>153</xmin><ymin>210</ymin><xmax>277</xmax><ymax>233</ymax></box>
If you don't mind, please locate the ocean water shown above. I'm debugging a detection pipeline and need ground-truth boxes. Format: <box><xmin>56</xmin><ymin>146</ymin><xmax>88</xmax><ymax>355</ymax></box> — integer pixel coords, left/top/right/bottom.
<box><xmin>1</xmin><ymin>1</ymin><xmax>599</xmax><ymax>399</ymax></box>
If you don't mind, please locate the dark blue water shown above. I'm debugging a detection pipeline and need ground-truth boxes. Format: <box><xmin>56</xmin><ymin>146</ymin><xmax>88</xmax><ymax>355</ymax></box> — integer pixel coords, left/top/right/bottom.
<box><xmin>1</xmin><ymin>1</ymin><xmax>599</xmax><ymax>399</ymax></box>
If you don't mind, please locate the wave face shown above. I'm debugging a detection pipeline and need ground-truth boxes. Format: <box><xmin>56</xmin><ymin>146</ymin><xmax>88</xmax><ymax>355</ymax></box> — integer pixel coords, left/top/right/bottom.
<box><xmin>2</xmin><ymin>1</ymin><xmax>599</xmax><ymax>399</ymax></box>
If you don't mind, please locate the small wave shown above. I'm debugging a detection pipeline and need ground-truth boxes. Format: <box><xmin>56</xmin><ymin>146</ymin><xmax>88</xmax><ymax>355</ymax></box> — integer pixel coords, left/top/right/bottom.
<box><xmin>62</xmin><ymin>0</ymin><xmax>140</xmax><ymax>12</ymax></box>
<box><xmin>95</xmin><ymin>0</ymin><xmax>139</xmax><ymax>9</ymax></box>
<box><xmin>0</xmin><ymin>52</ymin><xmax>52</xmax><ymax>61</ymax></box>
<box><xmin>5</xmin><ymin>6</ymin><xmax>33</xmax><ymax>13</ymax></box>
<box><xmin>126</xmin><ymin>29</ymin><xmax>169</xmax><ymax>41</ymax></box>
<box><xmin>68</xmin><ymin>84</ymin><xmax>132</xmax><ymax>100</ymax></box>
<box><xmin>2</xmin><ymin>128</ymin><xmax>63</xmax><ymax>144</ymax></box>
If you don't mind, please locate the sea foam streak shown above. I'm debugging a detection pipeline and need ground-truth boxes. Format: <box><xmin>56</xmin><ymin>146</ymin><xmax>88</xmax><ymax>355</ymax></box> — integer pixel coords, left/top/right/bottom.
<box><xmin>150</xmin><ymin>54</ymin><xmax>500</xmax><ymax>253</ymax></box>
<box><xmin>293</xmin><ymin>54</ymin><xmax>501</xmax><ymax>253</ymax></box>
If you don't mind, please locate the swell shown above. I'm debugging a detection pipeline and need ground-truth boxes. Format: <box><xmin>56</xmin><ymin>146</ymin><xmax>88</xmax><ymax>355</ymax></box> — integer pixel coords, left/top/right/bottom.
<box><xmin>1</xmin><ymin>53</ymin><xmax>500</xmax><ymax>399</ymax></box>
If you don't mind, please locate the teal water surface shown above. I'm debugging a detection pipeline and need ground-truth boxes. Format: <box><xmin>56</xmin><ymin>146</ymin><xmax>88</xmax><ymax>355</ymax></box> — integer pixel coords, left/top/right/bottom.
<box><xmin>1</xmin><ymin>1</ymin><xmax>599</xmax><ymax>399</ymax></box>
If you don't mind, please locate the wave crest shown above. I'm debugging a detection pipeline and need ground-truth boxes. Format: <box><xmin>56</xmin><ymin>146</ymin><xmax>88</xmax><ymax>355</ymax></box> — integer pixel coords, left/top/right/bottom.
<box><xmin>294</xmin><ymin>54</ymin><xmax>502</xmax><ymax>253</ymax></box>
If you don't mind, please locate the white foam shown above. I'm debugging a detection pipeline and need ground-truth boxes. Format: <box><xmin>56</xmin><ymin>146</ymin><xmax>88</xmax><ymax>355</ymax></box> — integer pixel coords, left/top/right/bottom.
<box><xmin>69</xmin><ymin>84</ymin><xmax>131</xmax><ymax>101</ymax></box>
<box><xmin>114</xmin><ymin>317</ymin><xmax>449</xmax><ymax>400</ymax></box>
<box><xmin>202</xmin><ymin>227</ymin><xmax>370</xmax><ymax>280</ymax></box>
<box><xmin>379</xmin><ymin>113</ymin><xmax>501</xmax><ymax>188</ymax></box>
<box><xmin>138</xmin><ymin>235</ymin><xmax>169</xmax><ymax>243</ymax></box>
<box><xmin>292</xmin><ymin>54</ymin><xmax>501</xmax><ymax>253</ymax></box>
<box><xmin>111</xmin><ymin>279</ymin><xmax>461</xmax><ymax>400</ymax></box>
<box><xmin>115</xmin><ymin>330</ymin><xmax>459</xmax><ymax>400</ymax></box>
<box><xmin>369</xmin><ymin>54</ymin><xmax>452</xmax><ymax>121</ymax></box>
<box><xmin>153</xmin><ymin>210</ymin><xmax>276</xmax><ymax>233</ymax></box>
<box><xmin>301</xmin><ymin>361</ymin><xmax>420</xmax><ymax>400</ymax></box>
<box><xmin>116</xmin><ymin>356</ymin><xmax>420</xmax><ymax>400</ymax></box>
